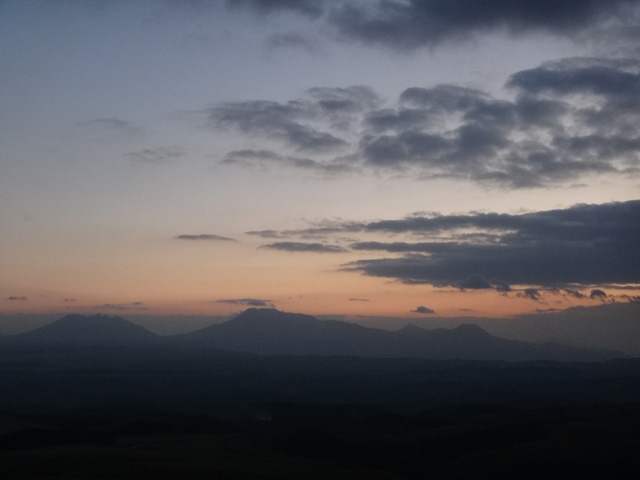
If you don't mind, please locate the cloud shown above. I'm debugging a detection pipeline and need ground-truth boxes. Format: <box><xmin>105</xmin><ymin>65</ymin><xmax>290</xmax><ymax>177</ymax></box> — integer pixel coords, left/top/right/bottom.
<box><xmin>343</xmin><ymin>200</ymin><xmax>640</xmax><ymax>288</ymax></box>
<box><xmin>349</xmin><ymin>298</ymin><xmax>370</xmax><ymax>302</ymax></box>
<box><xmin>252</xmin><ymin>220</ymin><xmax>365</xmax><ymax>240</ymax></box>
<box><xmin>216</xmin><ymin>298</ymin><xmax>275</xmax><ymax>307</ymax></box>
<box><xmin>261</xmin><ymin>242</ymin><xmax>348</xmax><ymax>253</ymax></box>
<box><xmin>590</xmin><ymin>289</ymin><xmax>608</xmax><ymax>300</ymax></box>
<box><xmin>412</xmin><ymin>306</ymin><xmax>435</xmax><ymax>314</ymax></box>
<box><xmin>175</xmin><ymin>234</ymin><xmax>236</xmax><ymax>241</ymax></box>
<box><xmin>519</xmin><ymin>288</ymin><xmax>541</xmax><ymax>301</ymax></box>
<box><xmin>201</xmin><ymin>56</ymin><xmax>640</xmax><ymax>188</ymax></box>
<box><xmin>225</xmin><ymin>0</ymin><xmax>640</xmax><ymax>51</ymax></box>
<box><xmin>4</xmin><ymin>296</ymin><xmax>27</xmax><ymax>301</ymax></box>
<box><xmin>328</xmin><ymin>0</ymin><xmax>640</xmax><ymax>50</ymax></box>
<box><xmin>125</xmin><ymin>147</ymin><xmax>185</xmax><ymax>164</ymax></box>
<box><xmin>360</xmin><ymin>66</ymin><xmax>640</xmax><ymax>187</ymax></box>
<box><xmin>222</xmin><ymin>149</ymin><xmax>353</xmax><ymax>174</ymax></box>
<box><xmin>200</xmin><ymin>99</ymin><xmax>348</xmax><ymax>153</ymax></box>
<box><xmin>63</xmin><ymin>298</ymin><xmax>77</xmax><ymax>302</ymax></box>
<box><xmin>195</xmin><ymin>86</ymin><xmax>379</xmax><ymax>158</ymax></box>
<box><xmin>459</xmin><ymin>274</ymin><xmax>494</xmax><ymax>290</ymax></box>
<box><xmin>266</xmin><ymin>32</ymin><xmax>322</xmax><ymax>53</ymax></box>
<box><xmin>245</xmin><ymin>229</ymin><xmax>285</xmax><ymax>239</ymax></box>
<box><xmin>94</xmin><ymin>302</ymin><xmax>147</xmax><ymax>311</ymax></box>
<box><xmin>565</xmin><ymin>289</ymin><xmax>586</xmax><ymax>299</ymax></box>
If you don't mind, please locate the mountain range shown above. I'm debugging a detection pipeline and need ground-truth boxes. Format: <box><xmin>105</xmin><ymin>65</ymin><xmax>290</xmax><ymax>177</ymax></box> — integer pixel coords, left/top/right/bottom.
<box><xmin>1</xmin><ymin>308</ymin><xmax>625</xmax><ymax>362</ymax></box>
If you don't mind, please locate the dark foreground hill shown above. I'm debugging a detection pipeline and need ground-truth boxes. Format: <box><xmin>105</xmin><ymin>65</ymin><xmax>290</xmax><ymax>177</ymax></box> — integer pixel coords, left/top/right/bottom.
<box><xmin>1</xmin><ymin>309</ymin><xmax>624</xmax><ymax>361</ymax></box>
<box><xmin>0</xmin><ymin>346</ymin><xmax>640</xmax><ymax>479</ymax></box>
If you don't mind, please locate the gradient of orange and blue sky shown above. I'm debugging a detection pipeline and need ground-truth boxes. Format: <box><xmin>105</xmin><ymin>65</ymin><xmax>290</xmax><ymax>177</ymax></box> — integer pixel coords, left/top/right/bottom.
<box><xmin>1</xmin><ymin>0</ymin><xmax>639</xmax><ymax>321</ymax></box>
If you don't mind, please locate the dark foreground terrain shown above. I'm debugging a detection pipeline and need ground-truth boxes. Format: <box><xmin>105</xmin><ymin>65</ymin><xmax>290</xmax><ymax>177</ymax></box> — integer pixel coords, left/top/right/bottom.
<box><xmin>1</xmin><ymin>346</ymin><xmax>640</xmax><ymax>479</ymax></box>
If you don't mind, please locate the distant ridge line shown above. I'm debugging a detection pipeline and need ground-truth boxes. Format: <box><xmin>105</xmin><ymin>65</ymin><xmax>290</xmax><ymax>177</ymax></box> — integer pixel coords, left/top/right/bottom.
<box><xmin>0</xmin><ymin>308</ymin><xmax>626</xmax><ymax>362</ymax></box>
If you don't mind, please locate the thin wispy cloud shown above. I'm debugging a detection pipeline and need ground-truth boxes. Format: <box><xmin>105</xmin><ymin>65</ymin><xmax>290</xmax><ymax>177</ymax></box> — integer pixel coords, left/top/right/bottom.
<box><xmin>175</xmin><ymin>234</ymin><xmax>236</xmax><ymax>242</ymax></box>
<box><xmin>261</xmin><ymin>242</ymin><xmax>348</xmax><ymax>253</ymax></box>
<box><xmin>216</xmin><ymin>298</ymin><xmax>275</xmax><ymax>307</ymax></box>
<box><xmin>94</xmin><ymin>302</ymin><xmax>147</xmax><ymax>311</ymax></box>
<box><xmin>4</xmin><ymin>296</ymin><xmax>27</xmax><ymax>301</ymax></box>
<box><xmin>125</xmin><ymin>147</ymin><xmax>185</xmax><ymax>165</ymax></box>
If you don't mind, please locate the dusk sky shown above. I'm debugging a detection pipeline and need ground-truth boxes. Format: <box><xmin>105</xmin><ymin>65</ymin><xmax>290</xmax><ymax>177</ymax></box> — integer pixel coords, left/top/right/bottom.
<box><xmin>2</xmin><ymin>0</ymin><xmax>639</xmax><ymax>322</ymax></box>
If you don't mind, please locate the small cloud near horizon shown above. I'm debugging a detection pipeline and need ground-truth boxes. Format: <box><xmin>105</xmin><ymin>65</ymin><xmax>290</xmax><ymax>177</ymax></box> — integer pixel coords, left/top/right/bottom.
<box><xmin>216</xmin><ymin>298</ymin><xmax>275</xmax><ymax>307</ymax></box>
<box><xmin>412</xmin><ymin>306</ymin><xmax>436</xmax><ymax>314</ymax></box>
<box><xmin>4</xmin><ymin>296</ymin><xmax>27</xmax><ymax>301</ymax></box>
<box><xmin>590</xmin><ymin>289</ymin><xmax>608</xmax><ymax>300</ymax></box>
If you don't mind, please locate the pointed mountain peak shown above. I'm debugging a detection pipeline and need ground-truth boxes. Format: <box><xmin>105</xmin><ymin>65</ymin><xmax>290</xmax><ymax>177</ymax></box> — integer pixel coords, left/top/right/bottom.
<box><xmin>396</xmin><ymin>324</ymin><xmax>425</xmax><ymax>334</ymax></box>
<box><xmin>453</xmin><ymin>323</ymin><xmax>492</xmax><ymax>337</ymax></box>
<box><xmin>13</xmin><ymin>313</ymin><xmax>157</xmax><ymax>346</ymax></box>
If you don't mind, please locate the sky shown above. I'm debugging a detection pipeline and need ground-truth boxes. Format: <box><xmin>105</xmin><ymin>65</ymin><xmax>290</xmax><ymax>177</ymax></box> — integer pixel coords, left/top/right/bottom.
<box><xmin>1</xmin><ymin>0</ymin><xmax>639</xmax><ymax>323</ymax></box>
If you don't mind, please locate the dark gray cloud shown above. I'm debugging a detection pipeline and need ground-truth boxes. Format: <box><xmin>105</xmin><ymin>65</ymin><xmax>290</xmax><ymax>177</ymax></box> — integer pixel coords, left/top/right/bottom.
<box><xmin>329</xmin><ymin>0</ymin><xmax>640</xmax><ymax>50</ymax></box>
<box><xmin>565</xmin><ymin>289</ymin><xmax>586</xmax><ymax>299</ymax></box>
<box><xmin>4</xmin><ymin>296</ymin><xmax>27</xmax><ymax>301</ymax></box>
<box><xmin>351</xmin><ymin>241</ymin><xmax>457</xmax><ymax>253</ymax></box>
<box><xmin>507</xmin><ymin>57</ymin><xmax>640</xmax><ymax>97</ymax></box>
<box><xmin>343</xmin><ymin>200</ymin><xmax>640</xmax><ymax>288</ymax></box>
<box><xmin>63</xmin><ymin>298</ymin><xmax>77</xmax><ymax>302</ymax></box>
<box><xmin>200</xmin><ymin>87</ymin><xmax>377</xmax><ymax>154</ymax></box>
<box><xmin>307</xmin><ymin>85</ymin><xmax>380</xmax><ymax>114</ymax></box>
<box><xmin>261</xmin><ymin>242</ymin><xmax>348</xmax><ymax>253</ymax></box>
<box><xmin>125</xmin><ymin>147</ymin><xmax>185</xmax><ymax>164</ymax></box>
<box><xmin>590</xmin><ymin>288</ymin><xmax>608</xmax><ymax>300</ymax></box>
<box><xmin>225</xmin><ymin>0</ymin><xmax>640</xmax><ymax>52</ymax></box>
<box><xmin>216</xmin><ymin>298</ymin><xmax>275</xmax><ymax>307</ymax></box>
<box><xmin>460</xmin><ymin>274</ymin><xmax>494</xmax><ymax>290</ymax></box>
<box><xmin>519</xmin><ymin>288</ymin><xmax>542</xmax><ymax>301</ymax></box>
<box><xmin>208</xmin><ymin>100</ymin><xmax>347</xmax><ymax>152</ymax></box>
<box><xmin>206</xmin><ymin>57</ymin><xmax>640</xmax><ymax>187</ymax></box>
<box><xmin>361</xmin><ymin>60</ymin><xmax>640</xmax><ymax>187</ymax></box>
<box><xmin>412</xmin><ymin>306</ymin><xmax>435</xmax><ymax>314</ymax></box>
<box><xmin>175</xmin><ymin>234</ymin><xmax>236</xmax><ymax>241</ymax></box>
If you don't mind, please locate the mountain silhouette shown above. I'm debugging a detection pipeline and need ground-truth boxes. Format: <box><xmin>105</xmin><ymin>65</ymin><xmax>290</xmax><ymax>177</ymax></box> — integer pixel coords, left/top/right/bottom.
<box><xmin>177</xmin><ymin>308</ymin><xmax>622</xmax><ymax>361</ymax></box>
<box><xmin>176</xmin><ymin>308</ymin><xmax>389</xmax><ymax>356</ymax></box>
<box><xmin>9</xmin><ymin>314</ymin><xmax>158</xmax><ymax>346</ymax></box>
<box><xmin>0</xmin><ymin>309</ymin><xmax>624</xmax><ymax>361</ymax></box>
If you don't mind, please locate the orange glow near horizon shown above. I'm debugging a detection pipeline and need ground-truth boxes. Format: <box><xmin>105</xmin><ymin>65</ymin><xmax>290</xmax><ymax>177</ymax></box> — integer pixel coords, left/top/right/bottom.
<box><xmin>3</xmin><ymin>272</ymin><xmax>638</xmax><ymax>322</ymax></box>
